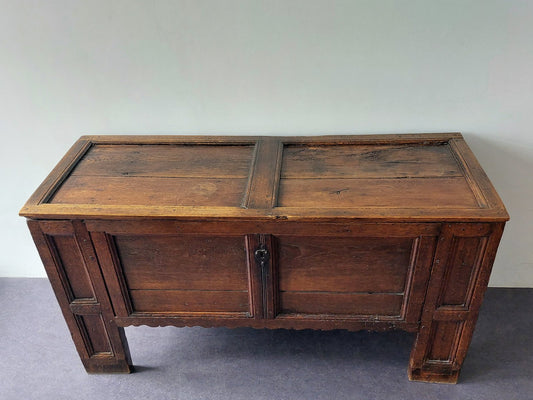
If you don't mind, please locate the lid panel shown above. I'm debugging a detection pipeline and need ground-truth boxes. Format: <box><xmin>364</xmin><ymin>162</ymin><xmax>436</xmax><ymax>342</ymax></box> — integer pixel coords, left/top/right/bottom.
<box><xmin>48</xmin><ymin>143</ymin><xmax>254</xmax><ymax>207</ymax></box>
<box><xmin>20</xmin><ymin>134</ymin><xmax>509</xmax><ymax>221</ymax></box>
<box><xmin>278</xmin><ymin>142</ymin><xmax>480</xmax><ymax>209</ymax></box>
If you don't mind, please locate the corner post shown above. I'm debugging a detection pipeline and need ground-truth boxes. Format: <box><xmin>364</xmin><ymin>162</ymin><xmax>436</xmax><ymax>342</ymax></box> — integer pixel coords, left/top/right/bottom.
<box><xmin>27</xmin><ymin>219</ymin><xmax>132</xmax><ymax>373</ymax></box>
<box><xmin>409</xmin><ymin>223</ymin><xmax>505</xmax><ymax>383</ymax></box>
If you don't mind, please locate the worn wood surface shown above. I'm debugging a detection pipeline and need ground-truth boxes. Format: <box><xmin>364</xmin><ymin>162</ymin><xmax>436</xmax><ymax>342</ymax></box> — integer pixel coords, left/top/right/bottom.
<box><xmin>21</xmin><ymin>133</ymin><xmax>508</xmax><ymax>383</ymax></box>
<box><xmin>113</xmin><ymin>235</ymin><xmax>248</xmax><ymax>291</ymax></box>
<box><xmin>20</xmin><ymin>133</ymin><xmax>508</xmax><ymax>221</ymax></box>
<box><xmin>279</xmin><ymin>292</ymin><xmax>404</xmax><ymax>316</ymax></box>
<box><xmin>277</xmin><ymin>236</ymin><xmax>413</xmax><ymax>293</ymax></box>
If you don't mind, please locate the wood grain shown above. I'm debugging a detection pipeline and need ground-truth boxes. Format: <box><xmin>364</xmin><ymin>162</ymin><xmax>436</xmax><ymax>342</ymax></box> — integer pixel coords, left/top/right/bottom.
<box><xmin>71</xmin><ymin>144</ymin><xmax>254</xmax><ymax>178</ymax></box>
<box><xmin>279</xmin><ymin>292</ymin><xmax>403</xmax><ymax>316</ymax></box>
<box><xmin>281</xmin><ymin>143</ymin><xmax>462</xmax><ymax>179</ymax></box>
<box><xmin>278</xmin><ymin>177</ymin><xmax>479</xmax><ymax>209</ymax></box>
<box><xmin>438</xmin><ymin>236</ymin><xmax>487</xmax><ymax>307</ymax></box>
<box><xmin>20</xmin><ymin>133</ymin><xmax>509</xmax><ymax>221</ymax></box>
<box><xmin>50</xmin><ymin>176</ymin><xmax>248</xmax><ymax>207</ymax></box>
<box><xmin>49</xmin><ymin>235</ymin><xmax>95</xmax><ymax>299</ymax></box>
<box><xmin>129</xmin><ymin>290</ymin><xmax>250</xmax><ymax>314</ymax></box>
<box><xmin>278</xmin><ymin>236</ymin><xmax>413</xmax><ymax>293</ymax></box>
<box><xmin>114</xmin><ymin>235</ymin><xmax>248</xmax><ymax>291</ymax></box>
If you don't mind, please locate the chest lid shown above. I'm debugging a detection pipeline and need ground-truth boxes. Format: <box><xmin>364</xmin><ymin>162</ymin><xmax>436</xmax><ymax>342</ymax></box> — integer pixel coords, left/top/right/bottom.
<box><xmin>20</xmin><ymin>133</ymin><xmax>508</xmax><ymax>221</ymax></box>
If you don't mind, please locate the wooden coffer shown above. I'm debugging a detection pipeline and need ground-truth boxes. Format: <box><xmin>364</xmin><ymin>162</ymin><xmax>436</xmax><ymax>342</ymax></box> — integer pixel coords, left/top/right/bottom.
<box><xmin>20</xmin><ymin>133</ymin><xmax>508</xmax><ymax>383</ymax></box>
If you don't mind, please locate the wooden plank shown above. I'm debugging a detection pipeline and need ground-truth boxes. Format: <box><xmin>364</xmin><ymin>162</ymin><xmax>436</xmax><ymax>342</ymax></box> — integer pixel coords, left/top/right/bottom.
<box><xmin>279</xmin><ymin>133</ymin><xmax>463</xmax><ymax>145</ymax></box>
<box><xmin>82</xmin><ymin>133</ymin><xmax>461</xmax><ymax>145</ymax></box>
<box><xmin>245</xmin><ymin>235</ymin><xmax>264</xmax><ymax>319</ymax></box>
<box><xmin>114</xmin><ymin>235</ymin><xmax>248</xmax><ymax>291</ymax></box>
<box><xmin>49</xmin><ymin>176</ymin><xmax>248</xmax><ymax>207</ymax></box>
<box><xmin>278</xmin><ymin>236</ymin><xmax>413</xmax><ymax>293</ymax></box>
<box><xmin>278</xmin><ymin>177</ymin><xmax>479</xmax><ymax>209</ymax></box>
<box><xmin>129</xmin><ymin>290</ymin><xmax>250</xmax><ymax>313</ymax></box>
<box><xmin>71</xmin><ymin>144</ymin><xmax>254</xmax><ymax>178</ymax></box>
<box><xmin>83</xmin><ymin>135</ymin><xmax>261</xmax><ymax>145</ymax></box>
<box><xmin>281</xmin><ymin>144</ymin><xmax>462</xmax><ymax>179</ymax></box>
<box><xmin>90</xmin><ymin>232</ymin><xmax>133</xmax><ymax>317</ymax></box>
<box><xmin>20</xmin><ymin>203</ymin><xmax>509</xmax><ymax>221</ymax></box>
<box><xmin>403</xmin><ymin>236</ymin><xmax>438</xmax><ymax>322</ymax></box>
<box><xmin>86</xmin><ymin>220</ymin><xmax>441</xmax><ymax>237</ymax></box>
<box><xmin>244</xmin><ymin>139</ymin><xmax>283</xmax><ymax>209</ymax></box>
<box><xmin>279</xmin><ymin>292</ymin><xmax>403</xmax><ymax>316</ymax></box>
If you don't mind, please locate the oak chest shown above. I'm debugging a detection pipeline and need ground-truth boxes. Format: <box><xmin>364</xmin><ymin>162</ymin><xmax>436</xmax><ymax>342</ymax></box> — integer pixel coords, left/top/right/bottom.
<box><xmin>20</xmin><ymin>133</ymin><xmax>508</xmax><ymax>383</ymax></box>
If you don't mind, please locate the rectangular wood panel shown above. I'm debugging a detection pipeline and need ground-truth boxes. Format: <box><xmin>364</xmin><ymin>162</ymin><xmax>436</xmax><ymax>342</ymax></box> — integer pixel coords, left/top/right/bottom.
<box><xmin>79</xmin><ymin>314</ymin><xmax>112</xmax><ymax>355</ymax></box>
<box><xmin>48</xmin><ymin>235</ymin><xmax>94</xmax><ymax>299</ymax></box>
<box><xmin>113</xmin><ymin>235</ymin><xmax>248</xmax><ymax>291</ymax></box>
<box><xmin>439</xmin><ymin>236</ymin><xmax>487</xmax><ymax>307</ymax></box>
<box><xmin>130</xmin><ymin>290</ymin><xmax>250</xmax><ymax>313</ymax></box>
<box><xmin>280</xmin><ymin>293</ymin><xmax>403</xmax><ymax>316</ymax></box>
<box><xmin>278</xmin><ymin>236</ymin><xmax>414</xmax><ymax>293</ymax></box>
<box><xmin>47</xmin><ymin>143</ymin><xmax>254</xmax><ymax>208</ymax></box>
<box><xmin>427</xmin><ymin>321</ymin><xmax>462</xmax><ymax>362</ymax></box>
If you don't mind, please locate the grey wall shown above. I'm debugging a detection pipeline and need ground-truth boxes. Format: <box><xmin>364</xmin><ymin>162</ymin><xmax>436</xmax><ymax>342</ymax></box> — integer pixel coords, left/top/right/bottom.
<box><xmin>1</xmin><ymin>0</ymin><xmax>532</xmax><ymax>286</ymax></box>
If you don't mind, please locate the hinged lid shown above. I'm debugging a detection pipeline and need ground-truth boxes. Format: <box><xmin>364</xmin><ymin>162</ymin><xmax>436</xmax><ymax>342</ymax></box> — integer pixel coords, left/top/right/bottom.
<box><xmin>20</xmin><ymin>133</ymin><xmax>509</xmax><ymax>222</ymax></box>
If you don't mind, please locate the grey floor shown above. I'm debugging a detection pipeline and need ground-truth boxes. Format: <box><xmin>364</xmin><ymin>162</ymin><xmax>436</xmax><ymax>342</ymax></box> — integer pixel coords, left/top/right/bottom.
<box><xmin>0</xmin><ymin>278</ymin><xmax>531</xmax><ymax>400</ymax></box>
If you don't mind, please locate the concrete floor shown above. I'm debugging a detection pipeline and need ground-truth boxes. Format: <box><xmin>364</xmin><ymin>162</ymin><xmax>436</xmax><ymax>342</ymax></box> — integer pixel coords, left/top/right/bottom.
<box><xmin>1</xmin><ymin>278</ymin><xmax>532</xmax><ymax>400</ymax></box>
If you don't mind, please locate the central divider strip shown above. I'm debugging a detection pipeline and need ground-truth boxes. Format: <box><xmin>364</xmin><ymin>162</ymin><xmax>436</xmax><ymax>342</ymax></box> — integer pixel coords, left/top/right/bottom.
<box><xmin>242</xmin><ymin>139</ymin><xmax>284</xmax><ymax>209</ymax></box>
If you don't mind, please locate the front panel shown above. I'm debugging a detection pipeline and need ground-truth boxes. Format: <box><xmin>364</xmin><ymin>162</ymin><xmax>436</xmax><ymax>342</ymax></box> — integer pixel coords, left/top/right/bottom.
<box><xmin>91</xmin><ymin>230</ymin><xmax>253</xmax><ymax>317</ymax></box>
<box><xmin>274</xmin><ymin>233</ymin><xmax>437</xmax><ymax>322</ymax></box>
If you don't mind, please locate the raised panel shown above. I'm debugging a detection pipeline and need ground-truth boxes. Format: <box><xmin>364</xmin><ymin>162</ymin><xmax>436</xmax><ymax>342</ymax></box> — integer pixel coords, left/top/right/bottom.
<box><xmin>109</xmin><ymin>234</ymin><xmax>251</xmax><ymax>315</ymax></box>
<box><xmin>49</xmin><ymin>144</ymin><xmax>255</xmax><ymax>207</ymax></box>
<box><xmin>276</xmin><ymin>235</ymin><xmax>421</xmax><ymax>319</ymax></box>
<box><xmin>78</xmin><ymin>314</ymin><xmax>112</xmax><ymax>355</ymax></box>
<box><xmin>427</xmin><ymin>321</ymin><xmax>463</xmax><ymax>362</ymax></box>
<box><xmin>47</xmin><ymin>234</ymin><xmax>94</xmax><ymax>299</ymax></box>
<box><xmin>438</xmin><ymin>236</ymin><xmax>488</xmax><ymax>308</ymax></box>
<box><xmin>278</xmin><ymin>142</ymin><xmax>480</xmax><ymax>210</ymax></box>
